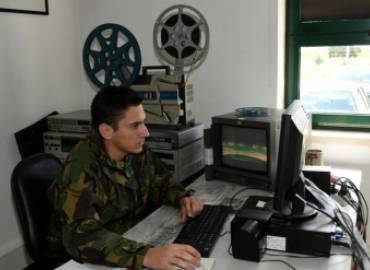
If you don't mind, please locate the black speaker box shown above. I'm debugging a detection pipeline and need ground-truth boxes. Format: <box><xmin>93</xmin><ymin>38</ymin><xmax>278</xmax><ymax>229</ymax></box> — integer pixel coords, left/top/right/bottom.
<box><xmin>302</xmin><ymin>165</ymin><xmax>331</xmax><ymax>194</ymax></box>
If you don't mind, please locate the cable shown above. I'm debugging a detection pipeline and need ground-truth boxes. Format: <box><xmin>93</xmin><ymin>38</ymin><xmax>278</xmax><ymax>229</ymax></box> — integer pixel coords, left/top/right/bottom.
<box><xmin>306</xmin><ymin>201</ymin><xmax>335</xmax><ymax>221</ymax></box>
<box><xmin>261</xmin><ymin>259</ymin><xmax>297</xmax><ymax>270</ymax></box>
<box><xmin>229</xmin><ymin>245</ymin><xmax>298</xmax><ymax>270</ymax></box>
<box><xmin>335</xmin><ymin>208</ymin><xmax>370</xmax><ymax>269</ymax></box>
<box><xmin>331</xmin><ymin>252</ymin><xmax>353</xmax><ymax>256</ymax></box>
<box><xmin>228</xmin><ymin>243</ymin><xmax>232</xmax><ymax>256</ymax></box>
<box><xmin>304</xmin><ymin>177</ymin><xmax>370</xmax><ymax>270</ymax></box>
<box><xmin>228</xmin><ymin>186</ymin><xmax>270</xmax><ymax>211</ymax></box>
<box><xmin>334</xmin><ymin>176</ymin><xmax>368</xmax><ymax>240</ymax></box>
<box><xmin>219</xmin><ymin>230</ymin><xmax>230</xmax><ymax>238</ymax></box>
<box><xmin>229</xmin><ymin>186</ymin><xmax>252</xmax><ymax>210</ymax></box>
<box><xmin>265</xmin><ymin>251</ymin><xmax>323</xmax><ymax>259</ymax></box>
<box><xmin>309</xmin><ymin>203</ymin><xmax>368</xmax><ymax>270</ymax></box>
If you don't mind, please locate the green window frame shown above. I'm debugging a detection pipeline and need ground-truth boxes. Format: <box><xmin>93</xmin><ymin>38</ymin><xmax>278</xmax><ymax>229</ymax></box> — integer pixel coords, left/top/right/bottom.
<box><xmin>286</xmin><ymin>0</ymin><xmax>370</xmax><ymax>132</ymax></box>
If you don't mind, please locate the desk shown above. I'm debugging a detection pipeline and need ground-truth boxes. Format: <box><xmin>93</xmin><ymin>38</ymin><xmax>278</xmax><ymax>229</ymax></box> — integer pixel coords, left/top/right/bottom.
<box><xmin>56</xmin><ymin>174</ymin><xmax>353</xmax><ymax>270</ymax></box>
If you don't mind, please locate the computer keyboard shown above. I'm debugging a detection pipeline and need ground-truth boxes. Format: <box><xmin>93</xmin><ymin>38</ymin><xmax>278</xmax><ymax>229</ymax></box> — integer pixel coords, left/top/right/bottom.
<box><xmin>173</xmin><ymin>204</ymin><xmax>230</xmax><ymax>257</ymax></box>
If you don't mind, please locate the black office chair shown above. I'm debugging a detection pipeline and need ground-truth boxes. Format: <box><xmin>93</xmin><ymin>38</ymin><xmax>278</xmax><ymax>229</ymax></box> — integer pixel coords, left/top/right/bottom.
<box><xmin>11</xmin><ymin>153</ymin><xmax>69</xmax><ymax>270</ymax></box>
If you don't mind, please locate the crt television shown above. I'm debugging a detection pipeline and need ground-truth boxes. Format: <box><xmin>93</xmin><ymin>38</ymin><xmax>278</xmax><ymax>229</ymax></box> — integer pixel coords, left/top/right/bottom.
<box><xmin>204</xmin><ymin>108</ymin><xmax>282</xmax><ymax>190</ymax></box>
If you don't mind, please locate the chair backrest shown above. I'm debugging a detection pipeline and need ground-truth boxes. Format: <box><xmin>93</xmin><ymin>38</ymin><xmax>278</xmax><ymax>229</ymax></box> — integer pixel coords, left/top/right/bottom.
<box><xmin>11</xmin><ymin>153</ymin><xmax>62</xmax><ymax>262</ymax></box>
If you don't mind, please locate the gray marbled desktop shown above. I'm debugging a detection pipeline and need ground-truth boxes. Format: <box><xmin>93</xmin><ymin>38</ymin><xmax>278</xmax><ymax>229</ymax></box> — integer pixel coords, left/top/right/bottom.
<box><xmin>123</xmin><ymin>175</ymin><xmax>271</xmax><ymax>246</ymax></box>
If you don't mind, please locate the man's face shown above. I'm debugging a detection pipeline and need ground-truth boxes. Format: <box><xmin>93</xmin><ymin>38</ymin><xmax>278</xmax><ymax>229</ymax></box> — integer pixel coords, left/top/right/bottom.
<box><xmin>107</xmin><ymin>104</ymin><xmax>150</xmax><ymax>157</ymax></box>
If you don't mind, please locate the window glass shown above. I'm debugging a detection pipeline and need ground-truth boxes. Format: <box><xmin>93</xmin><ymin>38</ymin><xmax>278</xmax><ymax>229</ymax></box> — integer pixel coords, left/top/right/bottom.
<box><xmin>300</xmin><ymin>45</ymin><xmax>370</xmax><ymax>114</ymax></box>
<box><xmin>287</xmin><ymin>0</ymin><xmax>370</xmax><ymax>131</ymax></box>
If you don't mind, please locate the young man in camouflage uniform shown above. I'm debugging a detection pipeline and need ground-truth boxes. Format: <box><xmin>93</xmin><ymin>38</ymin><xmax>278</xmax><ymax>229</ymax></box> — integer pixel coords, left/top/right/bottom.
<box><xmin>47</xmin><ymin>86</ymin><xmax>204</xmax><ymax>270</ymax></box>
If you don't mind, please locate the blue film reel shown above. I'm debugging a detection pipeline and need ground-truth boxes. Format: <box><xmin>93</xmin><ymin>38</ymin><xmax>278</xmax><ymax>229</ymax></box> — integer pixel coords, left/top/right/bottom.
<box><xmin>235</xmin><ymin>107</ymin><xmax>270</xmax><ymax>117</ymax></box>
<box><xmin>83</xmin><ymin>23</ymin><xmax>141</xmax><ymax>88</ymax></box>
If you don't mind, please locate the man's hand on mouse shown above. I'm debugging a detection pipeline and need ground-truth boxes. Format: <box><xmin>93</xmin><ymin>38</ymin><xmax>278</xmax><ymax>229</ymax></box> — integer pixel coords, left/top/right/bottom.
<box><xmin>143</xmin><ymin>243</ymin><xmax>201</xmax><ymax>270</ymax></box>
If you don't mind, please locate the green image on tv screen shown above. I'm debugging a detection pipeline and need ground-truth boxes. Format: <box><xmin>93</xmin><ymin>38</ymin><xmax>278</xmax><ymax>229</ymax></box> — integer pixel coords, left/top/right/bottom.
<box><xmin>222</xmin><ymin>126</ymin><xmax>267</xmax><ymax>172</ymax></box>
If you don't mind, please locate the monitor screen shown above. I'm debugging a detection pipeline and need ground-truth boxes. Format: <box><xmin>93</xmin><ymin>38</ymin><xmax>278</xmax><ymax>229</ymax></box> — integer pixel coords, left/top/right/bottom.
<box><xmin>221</xmin><ymin>126</ymin><xmax>267</xmax><ymax>173</ymax></box>
<box><xmin>272</xmin><ymin>100</ymin><xmax>316</xmax><ymax>219</ymax></box>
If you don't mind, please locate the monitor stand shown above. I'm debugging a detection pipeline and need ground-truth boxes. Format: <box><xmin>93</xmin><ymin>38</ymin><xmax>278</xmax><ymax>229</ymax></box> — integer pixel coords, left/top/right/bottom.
<box><xmin>272</xmin><ymin>194</ymin><xmax>318</xmax><ymax>220</ymax></box>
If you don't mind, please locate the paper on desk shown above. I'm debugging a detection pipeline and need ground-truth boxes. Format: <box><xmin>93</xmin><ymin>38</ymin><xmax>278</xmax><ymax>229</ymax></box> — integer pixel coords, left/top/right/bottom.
<box><xmin>55</xmin><ymin>258</ymin><xmax>215</xmax><ymax>270</ymax></box>
<box><xmin>188</xmin><ymin>179</ymin><xmax>238</xmax><ymax>204</ymax></box>
<box><xmin>54</xmin><ymin>260</ymin><xmax>127</xmax><ymax>270</ymax></box>
<box><xmin>176</xmin><ymin>258</ymin><xmax>215</xmax><ymax>270</ymax></box>
<box><xmin>199</xmin><ymin>257</ymin><xmax>215</xmax><ymax>270</ymax></box>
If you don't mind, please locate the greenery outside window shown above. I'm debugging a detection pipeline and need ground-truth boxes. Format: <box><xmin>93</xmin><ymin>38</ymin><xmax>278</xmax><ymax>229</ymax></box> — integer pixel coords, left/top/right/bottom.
<box><xmin>286</xmin><ymin>0</ymin><xmax>370</xmax><ymax>131</ymax></box>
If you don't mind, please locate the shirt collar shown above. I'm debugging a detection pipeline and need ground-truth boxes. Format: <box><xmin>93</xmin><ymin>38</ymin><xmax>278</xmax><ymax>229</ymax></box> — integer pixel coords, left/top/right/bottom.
<box><xmin>87</xmin><ymin>128</ymin><xmax>133</xmax><ymax>170</ymax></box>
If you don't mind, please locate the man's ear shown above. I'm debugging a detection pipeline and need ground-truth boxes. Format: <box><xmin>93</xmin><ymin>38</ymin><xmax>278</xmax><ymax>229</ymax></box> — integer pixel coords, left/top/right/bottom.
<box><xmin>98</xmin><ymin>123</ymin><xmax>114</xmax><ymax>140</ymax></box>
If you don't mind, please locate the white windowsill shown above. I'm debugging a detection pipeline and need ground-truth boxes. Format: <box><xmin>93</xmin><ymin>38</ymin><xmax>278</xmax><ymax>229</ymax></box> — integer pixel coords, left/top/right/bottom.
<box><xmin>311</xmin><ymin>130</ymin><xmax>370</xmax><ymax>146</ymax></box>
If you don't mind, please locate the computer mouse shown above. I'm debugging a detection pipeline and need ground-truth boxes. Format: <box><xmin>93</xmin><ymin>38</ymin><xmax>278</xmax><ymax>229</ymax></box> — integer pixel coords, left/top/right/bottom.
<box><xmin>174</xmin><ymin>263</ymin><xmax>205</xmax><ymax>270</ymax></box>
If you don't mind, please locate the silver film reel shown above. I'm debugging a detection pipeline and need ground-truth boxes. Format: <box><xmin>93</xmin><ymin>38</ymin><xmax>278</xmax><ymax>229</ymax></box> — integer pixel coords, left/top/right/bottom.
<box><xmin>153</xmin><ymin>5</ymin><xmax>210</xmax><ymax>73</ymax></box>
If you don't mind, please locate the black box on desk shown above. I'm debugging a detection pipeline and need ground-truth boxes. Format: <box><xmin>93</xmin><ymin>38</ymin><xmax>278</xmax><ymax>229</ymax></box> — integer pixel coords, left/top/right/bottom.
<box><xmin>266</xmin><ymin>212</ymin><xmax>335</xmax><ymax>257</ymax></box>
<box><xmin>303</xmin><ymin>165</ymin><xmax>331</xmax><ymax>194</ymax></box>
<box><xmin>231</xmin><ymin>216</ymin><xmax>268</xmax><ymax>262</ymax></box>
<box><xmin>231</xmin><ymin>197</ymin><xmax>273</xmax><ymax>262</ymax></box>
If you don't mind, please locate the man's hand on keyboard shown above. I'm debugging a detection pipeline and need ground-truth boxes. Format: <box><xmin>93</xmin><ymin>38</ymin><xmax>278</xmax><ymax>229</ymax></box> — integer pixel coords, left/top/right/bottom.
<box><xmin>142</xmin><ymin>243</ymin><xmax>201</xmax><ymax>270</ymax></box>
<box><xmin>180</xmin><ymin>196</ymin><xmax>204</xmax><ymax>223</ymax></box>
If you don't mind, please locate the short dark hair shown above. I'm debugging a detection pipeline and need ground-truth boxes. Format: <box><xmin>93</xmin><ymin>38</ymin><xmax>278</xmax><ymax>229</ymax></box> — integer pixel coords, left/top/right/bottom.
<box><xmin>90</xmin><ymin>86</ymin><xmax>142</xmax><ymax>130</ymax></box>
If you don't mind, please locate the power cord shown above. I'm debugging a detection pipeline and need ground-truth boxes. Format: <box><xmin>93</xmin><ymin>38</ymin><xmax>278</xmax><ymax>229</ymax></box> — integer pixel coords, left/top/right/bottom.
<box><xmin>219</xmin><ymin>230</ymin><xmax>230</xmax><ymax>238</ymax></box>
<box><xmin>332</xmin><ymin>176</ymin><xmax>368</xmax><ymax>240</ymax></box>
<box><xmin>229</xmin><ymin>249</ymin><xmax>298</xmax><ymax>270</ymax></box>
<box><xmin>261</xmin><ymin>259</ymin><xmax>297</xmax><ymax>270</ymax></box>
<box><xmin>228</xmin><ymin>186</ymin><xmax>270</xmax><ymax>211</ymax></box>
<box><xmin>304</xmin><ymin>178</ymin><xmax>370</xmax><ymax>270</ymax></box>
<box><xmin>265</xmin><ymin>251</ymin><xmax>323</xmax><ymax>259</ymax></box>
<box><xmin>229</xmin><ymin>186</ymin><xmax>252</xmax><ymax>210</ymax></box>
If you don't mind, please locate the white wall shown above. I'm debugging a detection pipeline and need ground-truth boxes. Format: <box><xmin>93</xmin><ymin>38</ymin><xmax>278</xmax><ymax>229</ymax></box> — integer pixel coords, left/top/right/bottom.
<box><xmin>78</xmin><ymin>0</ymin><xmax>284</xmax><ymax>127</ymax></box>
<box><xmin>0</xmin><ymin>0</ymin><xmax>83</xmax><ymax>268</ymax></box>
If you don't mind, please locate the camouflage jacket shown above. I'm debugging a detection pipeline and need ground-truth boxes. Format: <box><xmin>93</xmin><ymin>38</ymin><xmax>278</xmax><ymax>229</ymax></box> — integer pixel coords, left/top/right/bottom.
<box><xmin>47</xmin><ymin>129</ymin><xmax>189</xmax><ymax>269</ymax></box>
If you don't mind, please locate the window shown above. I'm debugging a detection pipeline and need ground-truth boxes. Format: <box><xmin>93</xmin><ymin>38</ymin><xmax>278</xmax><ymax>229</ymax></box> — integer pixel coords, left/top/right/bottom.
<box><xmin>286</xmin><ymin>0</ymin><xmax>370</xmax><ymax>131</ymax></box>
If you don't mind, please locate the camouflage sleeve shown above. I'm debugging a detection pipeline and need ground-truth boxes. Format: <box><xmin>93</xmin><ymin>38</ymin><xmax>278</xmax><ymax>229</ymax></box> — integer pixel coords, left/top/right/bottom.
<box><xmin>147</xmin><ymin>149</ymin><xmax>190</xmax><ymax>207</ymax></box>
<box><xmin>51</xmin><ymin>164</ymin><xmax>152</xmax><ymax>268</ymax></box>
